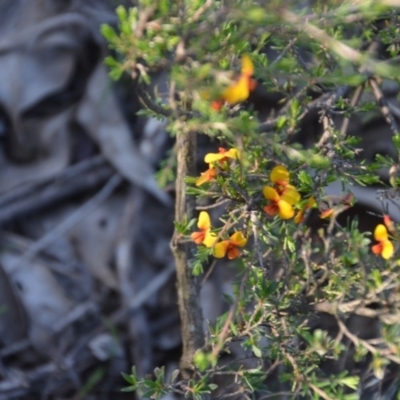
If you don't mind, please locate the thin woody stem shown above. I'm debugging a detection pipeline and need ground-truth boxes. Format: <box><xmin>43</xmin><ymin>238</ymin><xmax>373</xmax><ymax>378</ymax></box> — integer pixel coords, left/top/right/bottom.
<box><xmin>170</xmin><ymin>129</ymin><xmax>205</xmax><ymax>378</ymax></box>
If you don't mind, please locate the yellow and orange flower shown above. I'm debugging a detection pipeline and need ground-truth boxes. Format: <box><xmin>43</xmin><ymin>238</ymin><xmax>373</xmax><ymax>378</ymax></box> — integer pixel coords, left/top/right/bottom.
<box><xmin>196</xmin><ymin>148</ymin><xmax>240</xmax><ymax>186</ymax></box>
<box><xmin>263</xmin><ymin>165</ymin><xmax>300</xmax><ymax>220</ymax></box>
<box><xmin>213</xmin><ymin>231</ymin><xmax>247</xmax><ymax>260</ymax></box>
<box><xmin>211</xmin><ymin>55</ymin><xmax>257</xmax><ymax>110</ymax></box>
<box><xmin>371</xmin><ymin>223</ymin><xmax>394</xmax><ymax>260</ymax></box>
<box><xmin>294</xmin><ymin>197</ymin><xmax>316</xmax><ymax>224</ymax></box>
<box><xmin>190</xmin><ymin>211</ymin><xmax>216</xmax><ymax>247</ymax></box>
<box><xmin>204</xmin><ymin>147</ymin><xmax>241</xmax><ymax>164</ymax></box>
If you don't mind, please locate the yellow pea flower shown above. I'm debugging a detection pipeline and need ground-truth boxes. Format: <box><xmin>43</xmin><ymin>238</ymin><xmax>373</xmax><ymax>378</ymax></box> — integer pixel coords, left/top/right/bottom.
<box><xmin>211</xmin><ymin>55</ymin><xmax>257</xmax><ymax>110</ymax></box>
<box><xmin>263</xmin><ymin>165</ymin><xmax>301</xmax><ymax>220</ymax></box>
<box><xmin>371</xmin><ymin>224</ymin><xmax>394</xmax><ymax>260</ymax></box>
<box><xmin>204</xmin><ymin>147</ymin><xmax>241</xmax><ymax>164</ymax></box>
<box><xmin>190</xmin><ymin>211</ymin><xmax>217</xmax><ymax>247</ymax></box>
<box><xmin>213</xmin><ymin>231</ymin><xmax>247</xmax><ymax>260</ymax></box>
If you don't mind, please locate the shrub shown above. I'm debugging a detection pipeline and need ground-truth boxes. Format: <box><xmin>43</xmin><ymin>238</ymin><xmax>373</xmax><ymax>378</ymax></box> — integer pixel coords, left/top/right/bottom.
<box><xmin>103</xmin><ymin>1</ymin><xmax>400</xmax><ymax>398</ymax></box>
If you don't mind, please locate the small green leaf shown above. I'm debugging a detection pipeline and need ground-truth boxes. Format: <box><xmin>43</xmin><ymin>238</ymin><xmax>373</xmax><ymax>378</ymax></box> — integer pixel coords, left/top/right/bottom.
<box><xmin>252</xmin><ymin>345</ymin><xmax>262</xmax><ymax>358</ymax></box>
<box><xmin>169</xmin><ymin>369</ymin><xmax>180</xmax><ymax>383</ymax></box>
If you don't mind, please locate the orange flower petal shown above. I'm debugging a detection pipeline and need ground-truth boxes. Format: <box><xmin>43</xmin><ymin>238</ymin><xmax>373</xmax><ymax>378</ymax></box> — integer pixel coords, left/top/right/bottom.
<box><xmin>270</xmin><ymin>165</ymin><xmax>290</xmax><ymax>184</ymax></box>
<box><xmin>263</xmin><ymin>186</ymin><xmax>280</xmax><ymax>201</ymax></box>
<box><xmin>198</xmin><ymin>211</ymin><xmax>211</xmax><ymax>230</ymax></box>
<box><xmin>211</xmin><ymin>100</ymin><xmax>223</xmax><ymax>110</ymax></box>
<box><xmin>263</xmin><ymin>203</ymin><xmax>278</xmax><ymax>216</ymax></box>
<box><xmin>374</xmin><ymin>224</ymin><xmax>389</xmax><ymax>242</ymax></box>
<box><xmin>277</xmin><ymin>200</ymin><xmax>294</xmax><ymax>219</ymax></box>
<box><xmin>196</xmin><ymin>167</ymin><xmax>217</xmax><ymax>186</ymax></box>
<box><xmin>230</xmin><ymin>231</ymin><xmax>247</xmax><ymax>247</ymax></box>
<box><xmin>191</xmin><ymin>231</ymin><xmax>205</xmax><ymax>245</ymax></box>
<box><xmin>371</xmin><ymin>243</ymin><xmax>382</xmax><ymax>255</ymax></box>
<box><xmin>227</xmin><ymin>246</ymin><xmax>241</xmax><ymax>260</ymax></box>
<box><xmin>213</xmin><ymin>240</ymin><xmax>230</xmax><ymax>258</ymax></box>
<box><xmin>248</xmin><ymin>78</ymin><xmax>257</xmax><ymax>91</ymax></box>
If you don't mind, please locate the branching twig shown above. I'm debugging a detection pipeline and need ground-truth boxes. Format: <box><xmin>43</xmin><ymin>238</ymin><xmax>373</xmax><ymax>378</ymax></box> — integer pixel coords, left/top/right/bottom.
<box><xmin>369</xmin><ymin>78</ymin><xmax>400</xmax><ymax>135</ymax></box>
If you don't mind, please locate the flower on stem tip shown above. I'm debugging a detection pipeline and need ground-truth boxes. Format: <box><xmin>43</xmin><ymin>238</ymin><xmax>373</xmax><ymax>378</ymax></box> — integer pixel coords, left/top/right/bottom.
<box><xmin>204</xmin><ymin>147</ymin><xmax>240</xmax><ymax>164</ymax></box>
<box><xmin>371</xmin><ymin>223</ymin><xmax>394</xmax><ymax>260</ymax></box>
<box><xmin>195</xmin><ymin>147</ymin><xmax>240</xmax><ymax>186</ymax></box>
<box><xmin>190</xmin><ymin>211</ymin><xmax>216</xmax><ymax>247</ymax></box>
<box><xmin>263</xmin><ymin>165</ymin><xmax>300</xmax><ymax>220</ymax></box>
<box><xmin>213</xmin><ymin>231</ymin><xmax>247</xmax><ymax>260</ymax></box>
<box><xmin>211</xmin><ymin>55</ymin><xmax>257</xmax><ymax>111</ymax></box>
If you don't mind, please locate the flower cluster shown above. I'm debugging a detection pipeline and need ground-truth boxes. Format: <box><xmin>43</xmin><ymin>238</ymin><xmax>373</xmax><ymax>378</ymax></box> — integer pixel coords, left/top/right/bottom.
<box><xmin>194</xmin><ymin>156</ymin><xmax>399</xmax><ymax>261</ymax></box>
<box><xmin>191</xmin><ymin>211</ymin><xmax>247</xmax><ymax>260</ymax></box>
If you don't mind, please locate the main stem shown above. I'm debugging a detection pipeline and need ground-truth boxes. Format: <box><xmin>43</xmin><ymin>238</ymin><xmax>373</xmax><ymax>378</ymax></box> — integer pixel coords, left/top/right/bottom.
<box><xmin>171</xmin><ymin>130</ymin><xmax>204</xmax><ymax>378</ymax></box>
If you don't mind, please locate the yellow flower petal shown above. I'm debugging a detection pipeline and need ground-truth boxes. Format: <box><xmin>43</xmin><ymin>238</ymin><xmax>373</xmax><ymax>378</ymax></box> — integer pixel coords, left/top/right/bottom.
<box><xmin>382</xmin><ymin>240</ymin><xmax>394</xmax><ymax>260</ymax></box>
<box><xmin>204</xmin><ymin>153</ymin><xmax>223</xmax><ymax>163</ymax></box>
<box><xmin>224</xmin><ymin>148</ymin><xmax>241</xmax><ymax>160</ymax></box>
<box><xmin>230</xmin><ymin>231</ymin><xmax>247</xmax><ymax>247</ymax></box>
<box><xmin>307</xmin><ymin>197</ymin><xmax>316</xmax><ymax>208</ymax></box>
<box><xmin>374</xmin><ymin>224</ymin><xmax>389</xmax><ymax>242</ymax></box>
<box><xmin>241</xmin><ymin>54</ymin><xmax>254</xmax><ymax>76</ymax></box>
<box><xmin>204</xmin><ymin>148</ymin><xmax>240</xmax><ymax>163</ymax></box>
<box><xmin>198</xmin><ymin>211</ymin><xmax>211</xmax><ymax>230</ymax></box>
<box><xmin>277</xmin><ymin>200</ymin><xmax>294</xmax><ymax>219</ymax></box>
<box><xmin>270</xmin><ymin>165</ymin><xmax>290</xmax><ymax>184</ymax></box>
<box><xmin>222</xmin><ymin>75</ymin><xmax>250</xmax><ymax>104</ymax></box>
<box><xmin>263</xmin><ymin>186</ymin><xmax>280</xmax><ymax>201</ymax></box>
<box><xmin>213</xmin><ymin>241</ymin><xmax>230</xmax><ymax>258</ymax></box>
<box><xmin>203</xmin><ymin>230</ymin><xmax>217</xmax><ymax>248</ymax></box>
<box><xmin>281</xmin><ymin>185</ymin><xmax>301</xmax><ymax>205</ymax></box>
